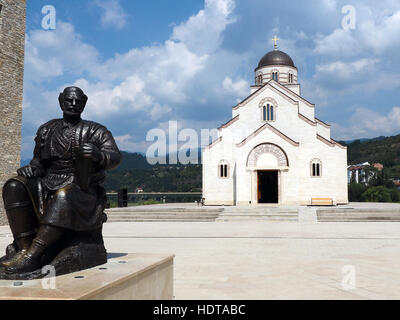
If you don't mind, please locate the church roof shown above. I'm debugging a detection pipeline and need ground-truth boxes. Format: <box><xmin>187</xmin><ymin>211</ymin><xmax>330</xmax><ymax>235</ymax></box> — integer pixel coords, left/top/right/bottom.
<box><xmin>257</xmin><ymin>50</ymin><xmax>295</xmax><ymax>69</ymax></box>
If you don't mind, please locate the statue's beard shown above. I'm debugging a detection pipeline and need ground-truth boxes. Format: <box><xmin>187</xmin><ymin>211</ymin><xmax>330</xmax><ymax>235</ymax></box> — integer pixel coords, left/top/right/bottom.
<box><xmin>63</xmin><ymin>106</ymin><xmax>84</xmax><ymax>116</ymax></box>
<box><xmin>64</xmin><ymin>109</ymin><xmax>82</xmax><ymax>116</ymax></box>
<box><xmin>63</xmin><ymin>109</ymin><xmax>83</xmax><ymax>123</ymax></box>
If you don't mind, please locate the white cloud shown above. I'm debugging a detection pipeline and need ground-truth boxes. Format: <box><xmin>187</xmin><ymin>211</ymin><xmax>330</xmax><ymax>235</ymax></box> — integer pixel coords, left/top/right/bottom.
<box><xmin>315</xmin><ymin>58</ymin><xmax>379</xmax><ymax>81</ymax></box>
<box><xmin>321</xmin><ymin>0</ymin><xmax>337</xmax><ymax>11</ymax></box>
<box><xmin>74</xmin><ymin>0</ymin><xmax>242</xmax><ymax>120</ymax></box>
<box><xmin>302</xmin><ymin>58</ymin><xmax>379</xmax><ymax>105</ymax></box>
<box><xmin>172</xmin><ymin>0</ymin><xmax>236</xmax><ymax>54</ymax></box>
<box><xmin>114</xmin><ymin>134</ymin><xmax>149</xmax><ymax>153</ymax></box>
<box><xmin>314</xmin><ymin>4</ymin><xmax>400</xmax><ymax>57</ymax></box>
<box><xmin>314</xmin><ymin>29</ymin><xmax>361</xmax><ymax>57</ymax></box>
<box><xmin>222</xmin><ymin>77</ymin><xmax>249</xmax><ymax>97</ymax></box>
<box><xmin>93</xmin><ymin>0</ymin><xmax>127</xmax><ymax>30</ymax></box>
<box><xmin>24</xmin><ymin>21</ymin><xmax>99</xmax><ymax>82</ymax></box>
<box><xmin>22</xmin><ymin>0</ymin><xmax>247</xmax><ymax>158</ymax></box>
<box><xmin>332</xmin><ymin>106</ymin><xmax>400</xmax><ymax>140</ymax></box>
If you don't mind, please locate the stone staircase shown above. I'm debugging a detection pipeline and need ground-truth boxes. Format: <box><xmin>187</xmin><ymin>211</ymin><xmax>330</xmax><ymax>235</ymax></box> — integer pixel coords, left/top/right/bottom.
<box><xmin>317</xmin><ymin>208</ymin><xmax>400</xmax><ymax>222</ymax></box>
<box><xmin>216</xmin><ymin>207</ymin><xmax>299</xmax><ymax>222</ymax></box>
<box><xmin>105</xmin><ymin>207</ymin><xmax>223</xmax><ymax>222</ymax></box>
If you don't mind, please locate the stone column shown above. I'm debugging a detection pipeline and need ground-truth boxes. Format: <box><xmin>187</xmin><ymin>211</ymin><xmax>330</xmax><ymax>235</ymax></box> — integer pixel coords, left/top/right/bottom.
<box><xmin>0</xmin><ymin>0</ymin><xmax>26</xmax><ymax>224</ymax></box>
<box><xmin>251</xmin><ymin>170</ymin><xmax>257</xmax><ymax>206</ymax></box>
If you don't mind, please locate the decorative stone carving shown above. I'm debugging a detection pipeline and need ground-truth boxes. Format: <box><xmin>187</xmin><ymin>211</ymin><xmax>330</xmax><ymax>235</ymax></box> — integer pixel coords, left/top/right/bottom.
<box><xmin>258</xmin><ymin>97</ymin><xmax>278</xmax><ymax>109</ymax></box>
<box><xmin>247</xmin><ymin>143</ymin><xmax>288</xmax><ymax>167</ymax></box>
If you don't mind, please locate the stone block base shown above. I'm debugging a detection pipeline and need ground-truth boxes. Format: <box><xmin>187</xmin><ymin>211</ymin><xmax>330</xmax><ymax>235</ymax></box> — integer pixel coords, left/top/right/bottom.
<box><xmin>0</xmin><ymin>253</ymin><xmax>174</xmax><ymax>300</ymax></box>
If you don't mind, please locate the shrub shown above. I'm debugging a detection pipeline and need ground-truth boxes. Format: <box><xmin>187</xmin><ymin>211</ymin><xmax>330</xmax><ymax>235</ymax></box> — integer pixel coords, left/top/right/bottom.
<box><xmin>348</xmin><ymin>183</ymin><xmax>368</xmax><ymax>202</ymax></box>
<box><xmin>361</xmin><ymin>186</ymin><xmax>392</xmax><ymax>202</ymax></box>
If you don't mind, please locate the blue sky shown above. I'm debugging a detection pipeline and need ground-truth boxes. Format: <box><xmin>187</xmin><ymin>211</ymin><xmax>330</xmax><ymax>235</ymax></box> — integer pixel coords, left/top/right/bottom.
<box><xmin>22</xmin><ymin>0</ymin><xmax>400</xmax><ymax>159</ymax></box>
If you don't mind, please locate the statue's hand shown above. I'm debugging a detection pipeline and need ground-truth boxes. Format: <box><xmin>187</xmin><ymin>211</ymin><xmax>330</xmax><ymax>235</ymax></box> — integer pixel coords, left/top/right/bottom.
<box><xmin>17</xmin><ymin>165</ymin><xmax>41</xmax><ymax>178</ymax></box>
<box><xmin>78</xmin><ymin>143</ymin><xmax>103</xmax><ymax>163</ymax></box>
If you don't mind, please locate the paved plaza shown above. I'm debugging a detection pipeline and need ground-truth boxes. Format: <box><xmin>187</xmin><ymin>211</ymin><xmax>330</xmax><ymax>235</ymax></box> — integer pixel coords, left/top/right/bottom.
<box><xmin>0</xmin><ymin>219</ymin><xmax>399</xmax><ymax>299</ymax></box>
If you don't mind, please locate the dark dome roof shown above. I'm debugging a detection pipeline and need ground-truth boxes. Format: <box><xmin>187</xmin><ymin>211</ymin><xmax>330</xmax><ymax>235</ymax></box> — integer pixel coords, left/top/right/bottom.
<box><xmin>257</xmin><ymin>50</ymin><xmax>295</xmax><ymax>69</ymax></box>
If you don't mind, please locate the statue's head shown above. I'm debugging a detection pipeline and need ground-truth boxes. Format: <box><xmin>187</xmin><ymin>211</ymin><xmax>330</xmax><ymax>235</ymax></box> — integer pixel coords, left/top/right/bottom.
<box><xmin>58</xmin><ymin>86</ymin><xmax>88</xmax><ymax>116</ymax></box>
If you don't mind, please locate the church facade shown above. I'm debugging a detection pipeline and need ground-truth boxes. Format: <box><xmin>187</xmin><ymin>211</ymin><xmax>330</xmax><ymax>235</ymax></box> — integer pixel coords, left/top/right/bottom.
<box><xmin>202</xmin><ymin>44</ymin><xmax>348</xmax><ymax>206</ymax></box>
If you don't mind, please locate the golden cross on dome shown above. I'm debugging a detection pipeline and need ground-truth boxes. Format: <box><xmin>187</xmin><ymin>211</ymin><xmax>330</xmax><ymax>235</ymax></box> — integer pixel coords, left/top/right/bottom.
<box><xmin>272</xmin><ymin>36</ymin><xmax>280</xmax><ymax>50</ymax></box>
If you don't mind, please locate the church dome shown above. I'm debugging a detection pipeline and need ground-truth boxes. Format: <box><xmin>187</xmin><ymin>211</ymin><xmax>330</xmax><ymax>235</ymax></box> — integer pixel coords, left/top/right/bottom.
<box><xmin>257</xmin><ymin>50</ymin><xmax>295</xmax><ymax>69</ymax></box>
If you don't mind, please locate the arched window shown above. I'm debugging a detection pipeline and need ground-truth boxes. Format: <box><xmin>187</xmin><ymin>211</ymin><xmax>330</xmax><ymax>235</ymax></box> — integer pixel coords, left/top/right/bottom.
<box><xmin>311</xmin><ymin>159</ymin><xmax>322</xmax><ymax>177</ymax></box>
<box><xmin>269</xmin><ymin>105</ymin><xmax>274</xmax><ymax>120</ymax></box>
<box><xmin>262</xmin><ymin>104</ymin><xmax>275</xmax><ymax>121</ymax></box>
<box><xmin>288</xmin><ymin>73</ymin><xmax>293</xmax><ymax>84</ymax></box>
<box><xmin>272</xmin><ymin>71</ymin><xmax>279</xmax><ymax>81</ymax></box>
<box><xmin>218</xmin><ymin>160</ymin><xmax>230</xmax><ymax>178</ymax></box>
<box><xmin>257</xmin><ymin>74</ymin><xmax>263</xmax><ymax>85</ymax></box>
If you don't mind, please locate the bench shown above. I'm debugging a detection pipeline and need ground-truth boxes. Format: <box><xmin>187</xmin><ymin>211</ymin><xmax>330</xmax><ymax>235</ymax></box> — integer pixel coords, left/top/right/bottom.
<box><xmin>311</xmin><ymin>198</ymin><xmax>334</xmax><ymax>206</ymax></box>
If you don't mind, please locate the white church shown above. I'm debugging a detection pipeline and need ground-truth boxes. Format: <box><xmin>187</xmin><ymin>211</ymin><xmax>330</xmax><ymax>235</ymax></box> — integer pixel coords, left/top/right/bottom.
<box><xmin>202</xmin><ymin>40</ymin><xmax>348</xmax><ymax>206</ymax></box>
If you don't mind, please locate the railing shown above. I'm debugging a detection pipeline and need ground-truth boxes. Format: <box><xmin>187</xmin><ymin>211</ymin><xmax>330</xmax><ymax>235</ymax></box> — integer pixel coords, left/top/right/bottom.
<box><xmin>106</xmin><ymin>192</ymin><xmax>203</xmax><ymax>208</ymax></box>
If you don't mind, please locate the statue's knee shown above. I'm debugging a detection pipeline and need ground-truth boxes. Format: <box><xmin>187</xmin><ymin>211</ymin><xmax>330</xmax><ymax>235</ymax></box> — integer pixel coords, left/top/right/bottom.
<box><xmin>54</xmin><ymin>186</ymin><xmax>72</xmax><ymax>200</ymax></box>
<box><xmin>2</xmin><ymin>179</ymin><xmax>30</xmax><ymax>208</ymax></box>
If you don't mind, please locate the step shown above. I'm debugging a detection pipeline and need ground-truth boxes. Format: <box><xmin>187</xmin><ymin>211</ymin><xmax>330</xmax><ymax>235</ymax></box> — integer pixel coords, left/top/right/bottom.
<box><xmin>106</xmin><ymin>208</ymin><xmax>224</xmax><ymax>213</ymax></box>
<box><xmin>318</xmin><ymin>216</ymin><xmax>400</xmax><ymax>221</ymax></box>
<box><xmin>317</xmin><ymin>209</ymin><xmax>400</xmax><ymax>214</ymax></box>
<box><xmin>318</xmin><ymin>214</ymin><xmax>400</xmax><ymax>219</ymax></box>
<box><xmin>106</xmin><ymin>211</ymin><xmax>221</xmax><ymax>215</ymax></box>
<box><xmin>106</xmin><ymin>215</ymin><xmax>219</xmax><ymax>220</ymax></box>
<box><xmin>106</xmin><ymin>218</ymin><xmax>216</xmax><ymax>222</ymax></box>
<box><xmin>223</xmin><ymin>209</ymin><xmax>298</xmax><ymax>213</ymax></box>
<box><xmin>218</xmin><ymin>213</ymin><xmax>298</xmax><ymax>217</ymax></box>
<box><xmin>318</xmin><ymin>219</ymin><xmax>400</xmax><ymax>222</ymax></box>
<box><xmin>216</xmin><ymin>217</ymin><xmax>298</xmax><ymax>222</ymax></box>
<box><xmin>318</xmin><ymin>211</ymin><xmax>400</xmax><ymax>215</ymax></box>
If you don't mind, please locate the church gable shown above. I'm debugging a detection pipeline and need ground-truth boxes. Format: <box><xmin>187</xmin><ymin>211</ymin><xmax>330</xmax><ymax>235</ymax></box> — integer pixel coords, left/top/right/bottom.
<box><xmin>236</xmin><ymin>122</ymin><xmax>299</xmax><ymax>148</ymax></box>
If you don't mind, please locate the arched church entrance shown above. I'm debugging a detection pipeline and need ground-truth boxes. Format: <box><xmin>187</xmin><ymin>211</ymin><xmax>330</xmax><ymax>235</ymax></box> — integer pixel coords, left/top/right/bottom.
<box><xmin>247</xmin><ymin>143</ymin><xmax>289</xmax><ymax>205</ymax></box>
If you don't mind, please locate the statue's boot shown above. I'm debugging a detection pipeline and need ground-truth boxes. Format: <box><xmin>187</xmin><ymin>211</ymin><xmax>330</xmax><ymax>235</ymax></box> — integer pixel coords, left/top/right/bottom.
<box><xmin>1</xmin><ymin>180</ymin><xmax>39</xmax><ymax>268</ymax></box>
<box><xmin>5</xmin><ymin>225</ymin><xmax>64</xmax><ymax>274</ymax></box>
<box><xmin>0</xmin><ymin>237</ymin><xmax>34</xmax><ymax>268</ymax></box>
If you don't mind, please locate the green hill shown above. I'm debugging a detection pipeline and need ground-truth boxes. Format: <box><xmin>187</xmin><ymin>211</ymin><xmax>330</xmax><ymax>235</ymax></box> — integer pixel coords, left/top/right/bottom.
<box><xmin>105</xmin><ymin>165</ymin><xmax>202</xmax><ymax>192</ymax></box>
<box><xmin>343</xmin><ymin>135</ymin><xmax>400</xmax><ymax>167</ymax></box>
<box><xmin>342</xmin><ymin>134</ymin><xmax>400</xmax><ymax>180</ymax></box>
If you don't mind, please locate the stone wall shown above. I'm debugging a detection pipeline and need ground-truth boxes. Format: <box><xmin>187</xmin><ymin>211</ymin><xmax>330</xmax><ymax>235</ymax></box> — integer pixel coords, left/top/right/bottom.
<box><xmin>0</xmin><ymin>0</ymin><xmax>26</xmax><ymax>224</ymax></box>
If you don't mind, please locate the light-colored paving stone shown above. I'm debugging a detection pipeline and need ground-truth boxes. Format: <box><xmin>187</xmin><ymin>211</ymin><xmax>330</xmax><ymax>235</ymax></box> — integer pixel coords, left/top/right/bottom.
<box><xmin>0</xmin><ymin>221</ymin><xmax>399</xmax><ymax>299</ymax></box>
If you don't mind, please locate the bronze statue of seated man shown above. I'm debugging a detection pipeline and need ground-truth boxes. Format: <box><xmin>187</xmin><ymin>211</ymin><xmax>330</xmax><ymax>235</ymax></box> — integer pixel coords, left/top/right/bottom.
<box><xmin>0</xmin><ymin>86</ymin><xmax>121</xmax><ymax>278</ymax></box>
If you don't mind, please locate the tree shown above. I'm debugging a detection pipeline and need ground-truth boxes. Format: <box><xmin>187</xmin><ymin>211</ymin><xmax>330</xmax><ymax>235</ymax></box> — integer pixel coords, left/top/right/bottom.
<box><xmin>361</xmin><ymin>186</ymin><xmax>392</xmax><ymax>202</ymax></box>
<box><xmin>348</xmin><ymin>183</ymin><xmax>367</xmax><ymax>202</ymax></box>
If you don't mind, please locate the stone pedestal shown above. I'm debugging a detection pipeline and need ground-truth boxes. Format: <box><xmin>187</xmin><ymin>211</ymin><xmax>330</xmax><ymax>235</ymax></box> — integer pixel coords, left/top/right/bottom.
<box><xmin>0</xmin><ymin>253</ymin><xmax>174</xmax><ymax>300</ymax></box>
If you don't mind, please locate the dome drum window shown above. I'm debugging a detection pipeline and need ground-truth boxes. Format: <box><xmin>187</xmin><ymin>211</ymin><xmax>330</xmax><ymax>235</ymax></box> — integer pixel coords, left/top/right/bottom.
<box><xmin>288</xmin><ymin>73</ymin><xmax>294</xmax><ymax>84</ymax></box>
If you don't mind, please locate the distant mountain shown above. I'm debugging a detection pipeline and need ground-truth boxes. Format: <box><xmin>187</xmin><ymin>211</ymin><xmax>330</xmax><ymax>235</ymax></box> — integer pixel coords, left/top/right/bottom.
<box><xmin>117</xmin><ymin>151</ymin><xmax>152</xmax><ymax>170</ymax></box>
<box><xmin>341</xmin><ymin>136</ymin><xmax>387</xmax><ymax>145</ymax></box>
